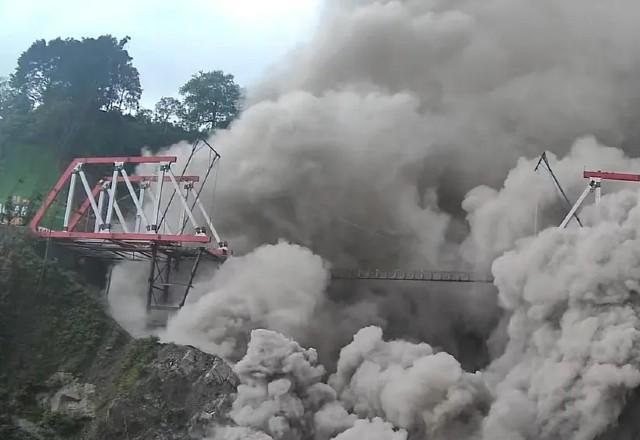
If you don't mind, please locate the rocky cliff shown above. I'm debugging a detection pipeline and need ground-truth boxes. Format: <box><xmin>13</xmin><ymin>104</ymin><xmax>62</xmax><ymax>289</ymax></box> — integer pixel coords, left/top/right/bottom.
<box><xmin>0</xmin><ymin>229</ymin><xmax>237</xmax><ymax>439</ymax></box>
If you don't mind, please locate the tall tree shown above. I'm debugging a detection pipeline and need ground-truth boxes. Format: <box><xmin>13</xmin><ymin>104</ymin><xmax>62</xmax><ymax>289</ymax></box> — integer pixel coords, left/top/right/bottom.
<box><xmin>136</xmin><ymin>108</ymin><xmax>153</xmax><ymax>123</ymax></box>
<box><xmin>0</xmin><ymin>77</ymin><xmax>27</xmax><ymax>119</ymax></box>
<box><xmin>179</xmin><ymin>70</ymin><xmax>241</xmax><ymax>132</ymax></box>
<box><xmin>0</xmin><ymin>77</ymin><xmax>13</xmax><ymax>119</ymax></box>
<box><xmin>10</xmin><ymin>36</ymin><xmax>141</xmax><ymax>112</ymax></box>
<box><xmin>154</xmin><ymin>97</ymin><xmax>182</xmax><ymax>124</ymax></box>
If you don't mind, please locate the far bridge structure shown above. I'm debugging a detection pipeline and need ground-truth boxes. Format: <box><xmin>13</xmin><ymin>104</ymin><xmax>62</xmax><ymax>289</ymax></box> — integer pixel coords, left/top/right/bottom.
<box><xmin>31</xmin><ymin>146</ymin><xmax>626</xmax><ymax>311</ymax></box>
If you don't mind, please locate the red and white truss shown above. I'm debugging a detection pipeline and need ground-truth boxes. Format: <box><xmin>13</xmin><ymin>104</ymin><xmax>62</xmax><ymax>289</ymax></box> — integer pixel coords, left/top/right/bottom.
<box><xmin>560</xmin><ymin>170</ymin><xmax>639</xmax><ymax>228</ymax></box>
<box><xmin>30</xmin><ymin>155</ymin><xmax>229</xmax><ymax>260</ymax></box>
<box><xmin>30</xmin><ymin>151</ymin><xmax>230</xmax><ymax>310</ymax></box>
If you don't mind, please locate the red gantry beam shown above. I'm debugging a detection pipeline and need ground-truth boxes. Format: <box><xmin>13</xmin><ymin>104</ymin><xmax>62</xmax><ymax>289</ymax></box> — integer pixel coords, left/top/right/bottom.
<box><xmin>584</xmin><ymin>170</ymin><xmax>640</xmax><ymax>182</ymax></box>
<box><xmin>74</xmin><ymin>156</ymin><xmax>177</xmax><ymax>164</ymax></box>
<box><xmin>561</xmin><ymin>169</ymin><xmax>640</xmax><ymax>228</ymax></box>
<box><xmin>105</xmin><ymin>175</ymin><xmax>200</xmax><ymax>183</ymax></box>
<box><xmin>40</xmin><ymin>231</ymin><xmax>210</xmax><ymax>243</ymax></box>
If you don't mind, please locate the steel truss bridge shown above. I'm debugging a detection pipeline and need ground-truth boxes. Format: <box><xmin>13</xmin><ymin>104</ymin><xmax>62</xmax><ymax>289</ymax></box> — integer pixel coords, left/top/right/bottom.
<box><xmin>29</xmin><ymin>142</ymin><xmax>229</xmax><ymax>312</ymax></box>
<box><xmin>33</xmin><ymin>145</ymin><xmax>636</xmax><ymax>312</ymax></box>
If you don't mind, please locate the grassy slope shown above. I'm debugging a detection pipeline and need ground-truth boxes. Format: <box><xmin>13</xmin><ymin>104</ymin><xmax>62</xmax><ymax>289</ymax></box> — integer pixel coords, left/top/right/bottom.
<box><xmin>0</xmin><ymin>144</ymin><xmax>61</xmax><ymax>200</ymax></box>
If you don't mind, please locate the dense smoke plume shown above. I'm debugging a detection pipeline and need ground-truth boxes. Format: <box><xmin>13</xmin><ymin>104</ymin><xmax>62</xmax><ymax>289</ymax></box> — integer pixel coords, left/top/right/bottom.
<box><xmin>163</xmin><ymin>242</ymin><xmax>331</xmax><ymax>361</ymax></box>
<box><xmin>105</xmin><ymin>0</ymin><xmax>640</xmax><ymax>438</ymax></box>
<box><xmin>328</xmin><ymin>326</ymin><xmax>490</xmax><ymax>438</ymax></box>
<box><xmin>482</xmin><ymin>192</ymin><xmax>640</xmax><ymax>440</ymax></box>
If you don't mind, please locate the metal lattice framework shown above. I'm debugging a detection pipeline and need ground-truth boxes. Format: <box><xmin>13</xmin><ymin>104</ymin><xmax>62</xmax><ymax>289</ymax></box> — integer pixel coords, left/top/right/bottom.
<box><xmin>559</xmin><ymin>170</ymin><xmax>638</xmax><ymax>228</ymax></box>
<box><xmin>30</xmin><ymin>146</ymin><xmax>229</xmax><ymax>310</ymax></box>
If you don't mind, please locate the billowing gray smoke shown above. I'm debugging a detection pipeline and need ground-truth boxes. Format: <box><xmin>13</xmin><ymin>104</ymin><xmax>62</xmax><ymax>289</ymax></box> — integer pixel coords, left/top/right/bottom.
<box><xmin>106</xmin><ymin>0</ymin><xmax>640</xmax><ymax>438</ymax></box>
<box><xmin>163</xmin><ymin>242</ymin><xmax>331</xmax><ymax>361</ymax></box>
<box><xmin>208</xmin><ymin>0</ymin><xmax>640</xmax><ymax>264</ymax></box>
<box><xmin>208</xmin><ymin>326</ymin><xmax>488</xmax><ymax>440</ymax></box>
<box><xmin>155</xmin><ymin>0</ymin><xmax>640</xmax><ymax>267</ymax></box>
<box><xmin>482</xmin><ymin>191</ymin><xmax>640</xmax><ymax>440</ymax></box>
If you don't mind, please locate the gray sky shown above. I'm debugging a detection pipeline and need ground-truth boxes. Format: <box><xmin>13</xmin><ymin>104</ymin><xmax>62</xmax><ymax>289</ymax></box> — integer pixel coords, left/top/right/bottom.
<box><xmin>0</xmin><ymin>0</ymin><xmax>321</xmax><ymax>107</ymax></box>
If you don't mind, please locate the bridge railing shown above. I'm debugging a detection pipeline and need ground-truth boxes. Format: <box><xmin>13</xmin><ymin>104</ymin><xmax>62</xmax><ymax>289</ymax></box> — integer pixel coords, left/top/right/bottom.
<box><xmin>330</xmin><ymin>268</ymin><xmax>494</xmax><ymax>283</ymax></box>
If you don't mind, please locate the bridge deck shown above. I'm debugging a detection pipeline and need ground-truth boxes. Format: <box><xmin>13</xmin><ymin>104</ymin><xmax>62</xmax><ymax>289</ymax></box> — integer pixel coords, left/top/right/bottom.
<box><xmin>330</xmin><ymin>269</ymin><xmax>494</xmax><ymax>283</ymax></box>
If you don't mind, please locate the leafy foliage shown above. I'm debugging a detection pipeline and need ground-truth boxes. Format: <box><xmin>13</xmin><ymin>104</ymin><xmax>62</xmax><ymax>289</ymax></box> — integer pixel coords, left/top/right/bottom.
<box><xmin>154</xmin><ymin>97</ymin><xmax>183</xmax><ymax>124</ymax></box>
<box><xmin>0</xmin><ymin>35</ymin><xmax>243</xmax><ymax>201</ymax></box>
<box><xmin>0</xmin><ymin>35</ymin><xmax>201</xmax><ymax>160</ymax></box>
<box><xmin>0</xmin><ymin>230</ymin><xmax>110</xmax><ymax>383</ymax></box>
<box><xmin>179</xmin><ymin>70</ymin><xmax>242</xmax><ymax>132</ymax></box>
<box><xmin>0</xmin><ymin>77</ymin><xmax>22</xmax><ymax>120</ymax></box>
<box><xmin>11</xmin><ymin>36</ymin><xmax>141</xmax><ymax>112</ymax></box>
<box><xmin>40</xmin><ymin>410</ymin><xmax>86</xmax><ymax>436</ymax></box>
<box><xmin>117</xmin><ymin>336</ymin><xmax>160</xmax><ymax>392</ymax></box>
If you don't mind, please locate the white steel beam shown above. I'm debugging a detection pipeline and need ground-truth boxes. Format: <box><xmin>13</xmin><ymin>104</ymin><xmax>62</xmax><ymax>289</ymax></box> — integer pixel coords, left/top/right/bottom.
<box><xmin>167</xmin><ymin>170</ymin><xmax>200</xmax><ymax>232</ymax></box>
<box><xmin>193</xmin><ymin>192</ymin><xmax>221</xmax><ymax>243</ymax></box>
<box><xmin>94</xmin><ymin>185</ymin><xmax>107</xmax><ymax>232</ymax></box>
<box><xmin>179</xmin><ymin>185</ymin><xmax>190</xmax><ymax>233</ymax></box>
<box><xmin>152</xmin><ymin>164</ymin><xmax>166</xmax><ymax>231</ymax></box>
<box><xmin>104</xmin><ymin>164</ymin><xmax>121</xmax><ymax>231</ymax></box>
<box><xmin>119</xmin><ymin>168</ymin><xmax>151</xmax><ymax>228</ymax></box>
<box><xmin>63</xmin><ymin>166</ymin><xmax>80</xmax><ymax>230</ymax></box>
<box><xmin>560</xmin><ymin>182</ymin><xmax>593</xmax><ymax>229</ymax></box>
<box><xmin>135</xmin><ymin>185</ymin><xmax>146</xmax><ymax>233</ymax></box>
<box><xmin>78</xmin><ymin>170</ymin><xmax>104</xmax><ymax>229</ymax></box>
<box><xmin>112</xmin><ymin>199</ymin><xmax>130</xmax><ymax>233</ymax></box>
<box><xmin>143</xmin><ymin>187</ymin><xmax>174</xmax><ymax>235</ymax></box>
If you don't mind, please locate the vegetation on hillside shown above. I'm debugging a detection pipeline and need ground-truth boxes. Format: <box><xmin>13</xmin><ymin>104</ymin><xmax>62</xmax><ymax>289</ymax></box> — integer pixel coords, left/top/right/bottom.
<box><xmin>0</xmin><ymin>35</ymin><xmax>244</xmax><ymax>437</ymax></box>
<box><xmin>116</xmin><ymin>336</ymin><xmax>160</xmax><ymax>392</ymax></box>
<box><xmin>0</xmin><ymin>34</ymin><xmax>242</xmax><ymax>216</ymax></box>
<box><xmin>0</xmin><ymin>228</ymin><xmax>115</xmax><ymax>438</ymax></box>
<box><xmin>0</xmin><ymin>229</ymin><xmax>236</xmax><ymax>440</ymax></box>
<box><xmin>0</xmin><ymin>230</ymin><xmax>110</xmax><ymax>387</ymax></box>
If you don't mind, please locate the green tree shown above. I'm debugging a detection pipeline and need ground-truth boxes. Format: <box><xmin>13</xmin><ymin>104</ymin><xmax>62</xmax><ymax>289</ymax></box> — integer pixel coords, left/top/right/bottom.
<box><xmin>179</xmin><ymin>70</ymin><xmax>241</xmax><ymax>132</ymax></box>
<box><xmin>136</xmin><ymin>108</ymin><xmax>153</xmax><ymax>123</ymax></box>
<box><xmin>11</xmin><ymin>36</ymin><xmax>141</xmax><ymax>112</ymax></box>
<box><xmin>154</xmin><ymin>97</ymin><xmax>183</xmax><ymax>124</ymax></box>
<box><xmin>0</xmin><ymin>78</ymin><xmax>13</xmax><ymax>119</ymax></box>
<box><xmin>0</xmin><ymin>77</ymin><xmax>28</xmax><ymax>120</ymax></box>
<box><xmin>1</xmin><ymin>36</ymin><xmax>198</xmax><ymax>163</ymax></box>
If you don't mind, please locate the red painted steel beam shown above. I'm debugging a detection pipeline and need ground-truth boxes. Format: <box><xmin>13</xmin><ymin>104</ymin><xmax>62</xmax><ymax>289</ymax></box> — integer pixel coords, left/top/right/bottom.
<box><xmin>207</xmin><ymin>248</ymin><xmax>231</xmax><ymax>258</ymax></box>
<box><xmin>74</xmin><ymin>156</ymin><xmax>176</xmax><ymax>164</ymax></box>
<box><xmin>29</xmin><ymin>159</ymin><xmax>81</xmax><ymax>234</ymax></box>
<box><xmin>104</xmin><ymin>175</ymin><xmax>199</xmax><ymax>183</ymax></box>
<box><xmin>584</xmin><ymin>170</ymin><xmax>640</xmax><ymax>182</ymax></box>
<box><xmin>31</xmin><ymin>230</ymin><xmax>210</xmax><ymax>243</ymax></box>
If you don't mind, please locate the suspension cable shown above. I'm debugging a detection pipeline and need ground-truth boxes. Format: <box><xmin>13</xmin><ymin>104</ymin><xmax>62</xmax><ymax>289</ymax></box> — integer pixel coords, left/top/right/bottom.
<box><xmin>535</xmin><ymin>151</ymin><xmax>583</xmax><ymax>227</ymax></box>
<box><xmin>179</xmin><ymin>146</ymin><xmax>220</xmax><ymax>235</ymax></box>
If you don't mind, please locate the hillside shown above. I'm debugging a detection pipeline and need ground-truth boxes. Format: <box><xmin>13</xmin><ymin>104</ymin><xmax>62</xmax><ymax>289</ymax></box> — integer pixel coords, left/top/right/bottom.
<box><xmin>0</xmin><ymin>144</ymin><xmax>61</xmax><ymax>201</ymax></box>
<box><xmin>0</xmin><ymin>227</ymin><xmax>237</xmax><ymax>439</ymax></box>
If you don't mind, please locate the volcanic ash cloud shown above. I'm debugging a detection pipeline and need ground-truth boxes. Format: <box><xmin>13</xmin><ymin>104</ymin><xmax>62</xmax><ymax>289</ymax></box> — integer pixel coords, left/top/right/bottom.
<box><xmin>163</xmin><ymin>241</ymin><xmax>330</xmax><ymax>362</ymax></box>
<box><xmin>483</xmin><ymin>192</ymin><xmax>640</xmax><ymax>440</ymax></box>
